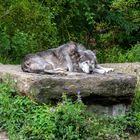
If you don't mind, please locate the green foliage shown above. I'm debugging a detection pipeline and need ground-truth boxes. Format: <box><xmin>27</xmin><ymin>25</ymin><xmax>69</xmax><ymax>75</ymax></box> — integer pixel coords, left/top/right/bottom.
<box><xmin>131</xmin><ymin>88</ymin><xmax>140</xmax><ymax>112</ymax></box>
<box><xmin>125</xmin><ymin>43</ymin><xmax>140</xmax><ymax>62</ymax></box>
<box><xmin>97</xmin><ymin>42</ymin><xmax>140</xmax><ymax>63</ymax></box>
<box><xmin>0</xmin><ymin>0</ymin><xmax>139</xmax><ymax>63</ymax></box>
<box><xmin>0</xmin><ymin>81</ymin><xmax>132</xmax><ymax>140</ymax></box>
<box><xmin>95</xmin><ymin>88</ymin><xmax>140</xmax><ymax>138</ymax></box>
<box><xmin>0</xmin><ymin>0</ymin><xmax>60</xmax><ymax>63</ymax></box>
<box><xmin>113</xmin><ymin>88</ymin><xmax>140</xmax><ymax>134</ymax></box>
<box><xmin>1</xmin><ymin>82</ymin><xmax>140</xmax><ymax>139</ymax></box>
<box><xmin>0</xmin><ymin>29</ymin><xmax>37</xmax><ymax>63</ymax></box>
<box><xmin>11</xmin><ymin>30</ymin><xmax>37</xmax><ymax>63</ymax></box>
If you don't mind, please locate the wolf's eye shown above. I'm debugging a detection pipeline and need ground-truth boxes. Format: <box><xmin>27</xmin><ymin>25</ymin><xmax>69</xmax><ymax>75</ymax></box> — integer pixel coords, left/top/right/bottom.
<box><xmin>91</xmin><ymin>60</ymin><xmax>95</xmax><ymax>64</ymax></box>
<box><xmin>85</xmin><ymin>60</ymin><xmax>89</xmax><ymax>64</ymax></box>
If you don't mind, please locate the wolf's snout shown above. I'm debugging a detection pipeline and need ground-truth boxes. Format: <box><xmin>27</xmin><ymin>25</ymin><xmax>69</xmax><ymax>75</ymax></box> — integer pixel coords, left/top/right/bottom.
<box><xmin>89</xmin><ymin>66</ymin><xmax>93</xmax><ymax>73</ymax></box>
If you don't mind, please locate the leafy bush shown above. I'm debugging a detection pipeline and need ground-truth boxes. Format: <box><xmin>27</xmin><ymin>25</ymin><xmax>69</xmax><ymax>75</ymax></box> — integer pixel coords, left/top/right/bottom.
<box><xmin>0</xmin><ymin>30</ymin><xmax>37</xmax><ymax>63</ymax></box>
<box><xmin>97</xmin><ymin>42</ymin><xmax>140</xmax><ymax>63</ymax></box>
<box><xmin>125</xmin><ymin>43</ymin><xmax>140</xmax><ymax>62</ymax></box>
<box><xmin>131</xmin><ymin>88</ymin><xmax>140</xmax><ymax>113</ymax></box>
<box><xmin>0</xmin><ymin>0</ymin><xmax>139</xmax><ymax>63</ymax></box>
<box><xmin>109</xmin><ymin>88</ymin><xmax>140</xmax><ymax>135</ymax></box>
<box><xmin>0</xmin><ymin>81</ymin><xmax>130</xmax><ymax>140</ymax></box>
<box><xmin>0</xmin><ymin>30</ymin><xmax>10</xmax><ymax>56</ymax></box>
<box><xmin>11</xmin><ymin>30</ymin><xmax>37</xmax><ymax>63</ymax></box>
<box><xmin>0</xmin><ymin>0</ymin><xmax>60</xmax><ymax>63</ymax></box>
<box><xmin>97</xmin><ymin>84</ymin><xmax>140</xmax><ymax>138</ymax></box>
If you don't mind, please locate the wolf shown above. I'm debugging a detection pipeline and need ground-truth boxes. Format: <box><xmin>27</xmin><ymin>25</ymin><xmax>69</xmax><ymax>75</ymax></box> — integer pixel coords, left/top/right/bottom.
<box><xmin>21</xmin><ymin>41</ymin><xmax>81</xmax><ymax>74</ymax></box>
<box><xmin>21</xmin><ymin>41</ymin><xmax>113</xmax><ymax>75</ymax></box>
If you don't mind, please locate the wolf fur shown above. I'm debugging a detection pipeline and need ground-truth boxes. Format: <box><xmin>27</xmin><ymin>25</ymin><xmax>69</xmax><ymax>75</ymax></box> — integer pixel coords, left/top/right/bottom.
<box><xmin>21</xmin><ymin>41</ymin><xmax>113</xmax><ymax>74</ymax></box>
<box><xmin>77</xmin><ymin>47</ymin><xmax>114</xmax><ymax>74</ymax></box>
<box><xmin>21</xmin><ymin>42</ymin><xmax>81</xmax><ymax>74</ymax></box>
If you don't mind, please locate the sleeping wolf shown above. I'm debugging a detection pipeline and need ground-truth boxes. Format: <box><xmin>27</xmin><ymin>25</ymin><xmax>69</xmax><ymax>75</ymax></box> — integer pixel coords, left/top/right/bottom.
<box><xmin>21</xmin><ymin>41</ymin><xmax>113</xmax><ymax>74</ymax></box>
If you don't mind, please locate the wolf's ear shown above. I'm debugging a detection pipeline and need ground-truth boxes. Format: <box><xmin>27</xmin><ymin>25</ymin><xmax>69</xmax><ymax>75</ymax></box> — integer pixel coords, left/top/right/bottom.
<box><xmin>92</xmin><ymin>49</ymin><xmax>97</xmax><ymax>55</ymax></box>
<box><xmin>68</xmin><ymin>42</ymin><xmax>77</xmax><ymax>51</ymax></box>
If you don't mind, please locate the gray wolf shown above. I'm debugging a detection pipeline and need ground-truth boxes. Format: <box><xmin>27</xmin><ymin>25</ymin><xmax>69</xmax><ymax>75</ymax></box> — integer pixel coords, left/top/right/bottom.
<box><xmin>21</xmin><ymin>41</ymin><xmax>113</xmax><ymax>74</ymax></box>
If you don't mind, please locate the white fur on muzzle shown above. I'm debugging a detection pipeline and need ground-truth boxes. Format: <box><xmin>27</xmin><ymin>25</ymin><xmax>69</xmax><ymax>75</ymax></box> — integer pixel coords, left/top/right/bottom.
<box><xmin>79</xmin><ymin>61</ymin><xmax>90</xmax><ymax>74</ymax></box>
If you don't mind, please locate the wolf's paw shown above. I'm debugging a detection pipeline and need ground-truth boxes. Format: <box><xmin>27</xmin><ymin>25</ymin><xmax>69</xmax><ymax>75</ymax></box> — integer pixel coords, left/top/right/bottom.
<box><xmin>104</xmin><ymin>68</ymin><xmax>114</xmax><ymax>73</ymax></box>
<box><xmin>93</xmin><ymin>68</ymin><xmax>106</xmax><ymax>74</ymax></box>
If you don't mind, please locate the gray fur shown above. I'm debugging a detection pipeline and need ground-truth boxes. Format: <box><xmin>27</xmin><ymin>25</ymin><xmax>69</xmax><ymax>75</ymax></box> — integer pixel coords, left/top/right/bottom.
<box><xmin>77</xmin><ymin>46</ymin><xmax>114</xmax><ymax>74</ymax></box>
<box><xmin>21</xmin><ymin>41</ymin><xmax>80</xmax><ymax>74</ymax></box>
<box><xmin>21</xmin><ymin>41</ymin><xmax>113</xmax><ymax>75</ymax></box>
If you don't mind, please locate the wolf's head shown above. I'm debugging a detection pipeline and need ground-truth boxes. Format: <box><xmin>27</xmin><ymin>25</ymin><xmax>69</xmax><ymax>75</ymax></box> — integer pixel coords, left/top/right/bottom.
<box><xmin>78</xmin><ymin>50</ymin><xmax>97</xmax><ymax>74</ymax></box>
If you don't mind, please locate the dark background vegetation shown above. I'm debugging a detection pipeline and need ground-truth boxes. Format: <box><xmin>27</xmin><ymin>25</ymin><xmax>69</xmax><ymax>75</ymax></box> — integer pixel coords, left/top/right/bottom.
<box><xmin>0</xmin><ymin>0</ymin><xmax>139</xmax><ymax>63</ymax></box>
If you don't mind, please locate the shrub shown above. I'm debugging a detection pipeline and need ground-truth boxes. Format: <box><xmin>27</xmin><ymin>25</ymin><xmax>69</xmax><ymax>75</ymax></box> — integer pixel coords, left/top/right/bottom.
<box><xmin>0</xmin><ymin>0</ymin><xmax>139</xmax><ymax>64</ymax></box>
<box><xmin>0</xmin><ymin>30</ymin><xmax>37</xmax><ymax>63</ymax></box>
<box><xmin>11</xmin><ymin>30</ymin><xmax>37</xmax><ymax>63</ymax></box>
<box><xmin>97</xmin><ymin>42</ymin><xmax>140</xmax><ymax>63</ymax></box>
<box><xmin>0</xmin><ymin>81</ymin><xmax>131</xmax><ymax>140</ymax></box>
<box><xmin>125</xmin><ymin>43</ymin><xmax>140</xmax><ymax>62</ymax></box>
<box><xmin>111</xmin><ymin>88</ymin><xmax>140</xmax><ymax>135</ymax></box>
